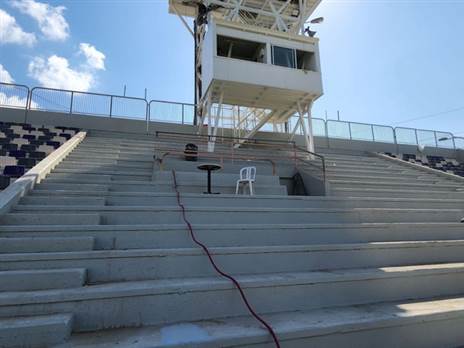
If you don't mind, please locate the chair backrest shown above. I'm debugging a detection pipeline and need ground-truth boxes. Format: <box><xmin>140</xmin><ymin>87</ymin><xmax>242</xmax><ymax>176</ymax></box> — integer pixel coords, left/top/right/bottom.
<box><xmin>240</xmin><ymin>166</ymin><xmax>256</xmax><ymax>180</ymax></box>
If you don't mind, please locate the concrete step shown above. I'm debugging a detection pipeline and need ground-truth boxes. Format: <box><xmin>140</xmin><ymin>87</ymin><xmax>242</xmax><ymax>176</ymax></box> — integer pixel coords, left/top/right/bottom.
<box><xmin>21</xmin><ymin>196</ymin><xmax>106</xmax><ymax>206</ymax></box>
<box><xmin>72</xmin><ymin>147</ymin><xmax>155</xmax><ymax>155</ymax></box>
<box><xmin>158</xmin><ymin>158</ymin><xmax>279</xmax><ymax>176</ymax></box>
<box><xmin>0</xmin><ymin>268</ymin><xmax>86</xmax><ymax>291</ymax></box>
<box><xmin>22</xmin><ymin>191</ymin><xmax>464</xmax><ymax>209</ymax></box>
<box><xmin>65</xmin><ymin>154</ymin><xmax>153</xmax><ymax>166</ymax></box>
<box><xmin>325</xmin><ymin>165</ymin><xmax>414</xmax><ymax>174</ymax></box>
<box><xmin>8</xmin><ymin>206</ymin><xmax>464</xmax><ymax>225</ymax></box>
<box><xmin>46</xmin><ymin>173</ymin><xmax>152</xmax><ymax>183</ymax></box>
<box><xmin>325</xmin><ymin>161</ymin><xmax>394</xmax><ymax>170</ymax></box>
<box><xmin>0</xmin><ymin>313</ymin><xmax>73</xmax><ymax>348</ymax></box>
<box><xmin>154</xmin><ymin>170</ymin><xmax>280</xmax><ymax>186</ymax></box>
<box><xmin>55</xmin><ymin>297</ymin><xmax>464</xmax><ymax>348</ymax></box>
<box><xmin>1</xmin><ymin>263</ymin><xmax>464</xmax><ymax>332</ymax></box>
<box><xmin>332</xmin><ymin>187</ymin><xmax>464</xmax><ymax>199</ymax></box>
<box><xmin>0</xmin><ymin>213</ymin><xmax>100</xmax><ymax>225</ymax></box>
<box><xmin>330</xmin><ymin>179</ymin><xmax>464</xmax><ymax>192</ymax></box>
<box><xmin>59</xmin><ymin>161</ymin><xmax>153</xmax><ymax>170</ymax></box>
<box><xmin>0</xmin><ymin>237</ymin><xmax>95</xmax><ymax>253</ymax></box>
<box><xmin>54</xmin><ymin>167</ymin><xmax>153</xmax><ymax>176</ymax></box>
<box><xmin>0</xmin><ymin>223</ymin><xmax>463</xmax><ymax>250</ymax></box>
<box><xmin>2</xmin><ymin>241</ymin><xmax>464</xmax><ymax>283</ymax></box>
<box><xmin>327</xmin><ymin>173</ymin><xmax>456</xmax><ymax>185</ymax></box>
<box><xmin>0</xmin><ymin>221</ymin><xmax>460</xmax><ymax>249</ymax></box>
<box><xmin>325</xmin><ymin>168</ymin><xmax>423</xmax><ymax>178</ymax></box>
<box><xmin>34</xmin><ymin>182</ymin><xmax>288</xmax><ymax>195</ymax></box>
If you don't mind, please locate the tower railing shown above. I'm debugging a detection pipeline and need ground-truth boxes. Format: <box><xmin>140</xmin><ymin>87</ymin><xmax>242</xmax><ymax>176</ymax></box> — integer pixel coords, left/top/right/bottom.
<box><xmin>0</xmin><ymin>81</ymin><xmax>461</xmax><ymax>150</ymax></box>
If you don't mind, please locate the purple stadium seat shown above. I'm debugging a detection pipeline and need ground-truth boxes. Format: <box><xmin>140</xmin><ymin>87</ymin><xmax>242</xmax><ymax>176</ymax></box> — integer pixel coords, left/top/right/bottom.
<box><xmin>3</xmin><ymin>165</ymin><xmax>25</xmax><ymax>178</ymax></box>
<box><xmin>9</xmin><ymin>150</ymin><xmax>26</xmax><ymax>159</ymax></box>
<box><xmin>22</xmin><ymin>134</ymin><xmax>36</xmax><ymax>141</ymax></box>
<box><xmin>46</xmin><ymin>141</ymin><xmax>61</xmax><ymax>149</ymax></box>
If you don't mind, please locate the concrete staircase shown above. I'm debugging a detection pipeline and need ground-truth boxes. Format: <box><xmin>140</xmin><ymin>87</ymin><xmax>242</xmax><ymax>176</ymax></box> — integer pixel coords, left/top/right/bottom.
<box><xmin>1</xmin><ymin>131</ymin><xmax>464</xmax><ymax>347</ymax></box>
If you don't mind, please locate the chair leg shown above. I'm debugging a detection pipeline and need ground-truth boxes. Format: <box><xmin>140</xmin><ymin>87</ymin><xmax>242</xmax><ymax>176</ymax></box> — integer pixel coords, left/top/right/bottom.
<box><xmin>236</xmin><ymin>181</ymin><xmax>240</xmax><ymax>195</ymax></box>
<box><xmin>249</xmin><ymin>181</ymin><xmax>254</xmax><ymax>196</ymax></box>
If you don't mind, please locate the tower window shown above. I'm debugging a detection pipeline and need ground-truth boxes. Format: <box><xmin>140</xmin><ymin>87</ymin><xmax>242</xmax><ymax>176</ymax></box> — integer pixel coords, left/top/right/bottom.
<box><xmin>271</xmin><ymin>46</ymin><xmax>296</xmax><ymax>69</ymax></box>
<box><xmin>217</xmin><ymin>35</ymin><xmax>266</xmax><ymax>63</ymax></box>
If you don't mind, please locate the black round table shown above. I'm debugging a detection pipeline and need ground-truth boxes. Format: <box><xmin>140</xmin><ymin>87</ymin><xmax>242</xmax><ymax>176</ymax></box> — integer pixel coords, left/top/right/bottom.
<box><xmin>197</xmin><ymin>163</ymin><xmax>222</xmax><ymax>194</ymax></box>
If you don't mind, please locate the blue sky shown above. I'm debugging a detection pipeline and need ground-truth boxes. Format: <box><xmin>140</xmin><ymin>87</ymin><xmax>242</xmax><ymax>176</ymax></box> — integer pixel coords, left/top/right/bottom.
<box><xmin>1</xmin><ymin>0</ymin><xmax>463</xmax><ymax>135</ymax></box>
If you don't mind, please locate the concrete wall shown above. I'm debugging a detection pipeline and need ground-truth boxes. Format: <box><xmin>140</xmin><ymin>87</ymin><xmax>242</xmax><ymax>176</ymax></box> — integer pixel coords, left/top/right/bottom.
<box><xmin>0</xmin><ymin>106</ymin><xmax>459</xmax><ymax>160</ymax></box>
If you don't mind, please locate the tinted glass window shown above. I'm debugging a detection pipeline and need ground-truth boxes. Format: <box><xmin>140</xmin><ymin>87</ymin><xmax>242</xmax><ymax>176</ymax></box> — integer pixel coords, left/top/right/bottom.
<box><xmin>272</xmin><ymin>46</ymin><xmax>296</xmax><ymax>68</ymax></box>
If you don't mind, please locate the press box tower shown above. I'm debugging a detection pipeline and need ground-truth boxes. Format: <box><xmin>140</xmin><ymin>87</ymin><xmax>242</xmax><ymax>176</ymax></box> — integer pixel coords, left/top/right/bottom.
<box><xmin>169</xmin><ymin>0</ymin><xmax>323</xmax><ymax>152</ymax></box>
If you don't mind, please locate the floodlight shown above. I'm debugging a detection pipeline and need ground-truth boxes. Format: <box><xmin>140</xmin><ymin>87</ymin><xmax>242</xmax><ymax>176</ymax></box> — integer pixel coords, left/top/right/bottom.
<box><xmin>310</xmin><ymin>17</ymin><xmax>324</xmax><ymax>24</ymax></box>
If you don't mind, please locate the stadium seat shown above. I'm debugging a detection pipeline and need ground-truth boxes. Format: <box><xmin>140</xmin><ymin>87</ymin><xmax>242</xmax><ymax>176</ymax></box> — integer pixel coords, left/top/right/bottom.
<box><xmin>17</xmin><ymin>158</ymin><xmax>37</xmax><ymax>168</ymax></box>
<box><xmin>20</xmin><ymin>144</ymin><xmax>37</xmax><ymax>152</ymax></box>
<box><xmin>0</xmin><ymin>175</ymin><xmax>10</xmax><ymax>189</ymax></box>
<box><xmin>2</xmin><ymin>144</ymin><xmax>18</xmax><ymax>151</ymax></box>
<box><xmin>3</xmin><ymin>165</ymin><xmax>25</xmax><ymax>178</ymax></box>
<box><xmin>22</xmin><ymin>134</ymin><xmax>36</xmax><ymax>141</ymax></box>
<box><xmin>46</xmin><ymin>141</ymin><xmax>61</xmax><ymax>149</ymax></box>
<box><xmin>28</xmin><ymin>151</ymin><xmax>46</xmax><ymax>159</ymax></box>
<box><xmin>9</xmin><ymin>150</ymin><xmax>26</xmax><ymax>159</ymax></box>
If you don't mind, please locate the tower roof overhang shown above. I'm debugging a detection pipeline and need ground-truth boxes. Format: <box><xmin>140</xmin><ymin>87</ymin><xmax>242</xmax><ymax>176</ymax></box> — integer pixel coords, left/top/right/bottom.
<box><xmin>169</xmin><ymin>0</ymin><xmax>322</xmax><ymax>33</ymax></box>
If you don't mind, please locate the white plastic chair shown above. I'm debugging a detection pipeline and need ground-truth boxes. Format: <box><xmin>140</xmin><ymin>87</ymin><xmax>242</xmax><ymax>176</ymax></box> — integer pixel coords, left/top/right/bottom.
<box><xmin>236</xmin><ymin>166</ymin><xmax>256</xmax><ymax>195</ymax></box>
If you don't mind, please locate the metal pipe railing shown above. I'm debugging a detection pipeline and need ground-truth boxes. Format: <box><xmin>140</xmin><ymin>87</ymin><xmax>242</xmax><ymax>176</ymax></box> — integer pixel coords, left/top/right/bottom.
<box><xmin>0</xmin><ymin>82</ymin><xmax>461</xmax><ymax>150</ymax></box>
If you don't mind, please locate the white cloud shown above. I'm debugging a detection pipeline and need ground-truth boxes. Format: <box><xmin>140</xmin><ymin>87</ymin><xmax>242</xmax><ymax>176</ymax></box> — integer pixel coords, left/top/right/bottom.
<box><xmin>79</xmin><ymin>43</ymin><xmax>105</xmax><ymax>70</ymax></box>
<box><xmin>0</xmin><ymin>92</ymin><xmax>37</xmax><ymax>108</ymax></box>
<box><xmin>11</xmin><ymin>0</ymin><xmax>69</xmax><ymax>41</ymax></box>
<box><xmin>0</xmin><ymin>9</ymin><xmax>36</xmax><ymax>46</ymax></box>
<box><xmin>28</xmin><ymin>55</ymin><xmax>94</xmax><ymax>92</ymax></box>
<box><xmin>0</xmin><ymin>64</ymin><xmax>15</xmax><ymax>83</ymax></box>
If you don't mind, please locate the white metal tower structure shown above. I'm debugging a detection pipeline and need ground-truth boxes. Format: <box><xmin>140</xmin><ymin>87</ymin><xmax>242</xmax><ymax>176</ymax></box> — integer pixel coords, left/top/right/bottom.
<box><xmin>169</xmin><ymin>0</ymin><xmax>323</xmax><ymax>152</ymax></box>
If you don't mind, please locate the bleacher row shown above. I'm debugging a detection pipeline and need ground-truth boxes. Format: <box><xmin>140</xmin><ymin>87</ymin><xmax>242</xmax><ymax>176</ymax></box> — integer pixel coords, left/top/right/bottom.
<box><xmin>0</xmin><ymin>122</ymin><xmax>79</xmax><ymax>189</ymax></box>
<box><xmin>385</xmin><ymin>152</ymin><xmax>464</xmax><ymax>177</ymax></box>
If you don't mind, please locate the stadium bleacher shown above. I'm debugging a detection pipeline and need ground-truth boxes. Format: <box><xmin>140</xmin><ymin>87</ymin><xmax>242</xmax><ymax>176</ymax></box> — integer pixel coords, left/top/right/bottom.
<box><xmin>385</xmin><ymin>152</ymin><xmax>464</xmax><ymax>177</ymax></box>
<box><xmin>0</xmin><ymin>122</ymin><xmax>79</xmax><ymax>189</ymax></box>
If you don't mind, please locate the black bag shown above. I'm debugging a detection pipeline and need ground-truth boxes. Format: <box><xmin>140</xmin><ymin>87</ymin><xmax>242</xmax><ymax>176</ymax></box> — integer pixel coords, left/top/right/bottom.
<box><xmin>184</xmin><ymin>143</ymin><xmax>198</xmax><ymax>161</ymax></box>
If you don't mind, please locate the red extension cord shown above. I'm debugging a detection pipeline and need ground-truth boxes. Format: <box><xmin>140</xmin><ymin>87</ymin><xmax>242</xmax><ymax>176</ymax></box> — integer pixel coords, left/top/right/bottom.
<box><xmin>171</xmin><ymin>169</ymin><xmax>281</xmax><ymax>348</ymax></box>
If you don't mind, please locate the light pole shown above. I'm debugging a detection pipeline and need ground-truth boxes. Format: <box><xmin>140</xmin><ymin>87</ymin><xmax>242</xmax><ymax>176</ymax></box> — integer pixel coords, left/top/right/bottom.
<box><xmin>438</xmin><ymin>135</ymin><xmax>464</xmax><ymax>149</ymax></box>
<box><xmin>304</xmin><ymin>17</ymin><xmax>324</xmax><ymax>37</ymax></box>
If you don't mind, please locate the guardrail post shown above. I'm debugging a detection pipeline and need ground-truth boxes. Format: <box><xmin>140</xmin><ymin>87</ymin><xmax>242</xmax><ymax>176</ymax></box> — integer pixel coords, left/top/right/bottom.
<box><xmin>371</xmin><ymin>124</ymin><xmax>375</xmax><ymax>141</ymax></box>
<box><xmin>348</xmin><ymin>122</ymin><xmax>353</xmax><ymax>140</ymax></box>
<box><xmin>109</xmin><ymin>96</ymin><xmax>113</xmax><ymax>117</ymax></box>
<box><xmin>433</xmin><ymin>131</ymin><xmax>438</xmax><ymax>147</ymax></box>
<box><xmin>24</xmin><ymin>87</ymin><xmax>31</xmax><ymax>123</ymax></box>
<box><xmin>69</xmin><ymin>91</ymin><xmax>74</xmax><ymax>114</ymax></box>
<box><xmin>414</xmin><ymin>129</ymin><xmax>419</xmax><ymax>146</ymax></box>
<box><xmin>146</xmin><ymin>102</ymin><xmax>150</xmax><ymax>134</ymax></box>
<box><xmin>182</xmin><ymin>104</ymin><xmax>185</xmax><ymax>125</ymax></box>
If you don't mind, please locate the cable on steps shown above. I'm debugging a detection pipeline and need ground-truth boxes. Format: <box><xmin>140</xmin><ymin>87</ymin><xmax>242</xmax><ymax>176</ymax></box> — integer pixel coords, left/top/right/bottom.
<box><xmin>171</xmin><ymin>169</ymin><xmax>281</xmax><ymax>348</ymax></box>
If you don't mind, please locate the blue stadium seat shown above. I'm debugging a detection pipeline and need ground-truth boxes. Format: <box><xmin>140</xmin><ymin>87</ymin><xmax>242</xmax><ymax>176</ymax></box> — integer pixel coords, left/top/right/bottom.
<box><xmin>22</xmin><ymin>134</ymin><xmax>36</xmax><ymax>141</ymax></box>
<box><xmin>59</xmin><ymin>133</ymin><xmax>72</xmax><ymax>140</ymax></box>
<box><xmin>9</xmin><ymin>150</ymin><xmax>26</xmax><ymax>159</ymax></box>
<box><xmin>0</xmin><ymin>175</ymin><xmax>10</xmax><ymax>189</ymax></box>
<box><xmin>46</xmin><ymin>141</ymin><xmax>61</xmax><ymax>149</ymax></box>
<box><xmin>20</xmin><ymin>144</ymin><xmax>37</xmax><ymax>152</ymax></box>
<box><xmin>29</xmin><ymin>140</ymin><xmax>44</xmax><ymax>146</ymax></box>
<box><xmin>28</xmin><ymin>151</ymin><xmax>46</xmax><ymax>160</ymax></box>
<box><xmin>17</xmin><ymin>158</ymin><xmax>36</xmax><ymax>168</ymax></box>
<box><xmin>2</xmin><ymin>144</ymin><xmax>18</xmax><ymax>151</ymax></box>
<box><xmin>3</xmin><ymin>165</ymin><xmax>25</xmax><ymax>178</ymax></box>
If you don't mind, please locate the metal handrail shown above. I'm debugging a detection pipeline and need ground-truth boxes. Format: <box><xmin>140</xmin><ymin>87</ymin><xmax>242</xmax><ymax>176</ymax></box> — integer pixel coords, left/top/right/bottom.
<box><xmin>155</xmin><ymin>130</ymin><xmax>297</xmax><ymax>146</ymax></box>
<box><xmin>293</xmin><ymin>145</ymin><xmax>326</xmax><ymax>183</ymax></box>
<box><xmin>155</xmin><ymin>149</ymin><xmax>277</xmax><ymax>176</ymax></box>
<box><xmin>1</xmin><ymin>81</ymin><xmax>461</xmax><ymax>150</ymax></box>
